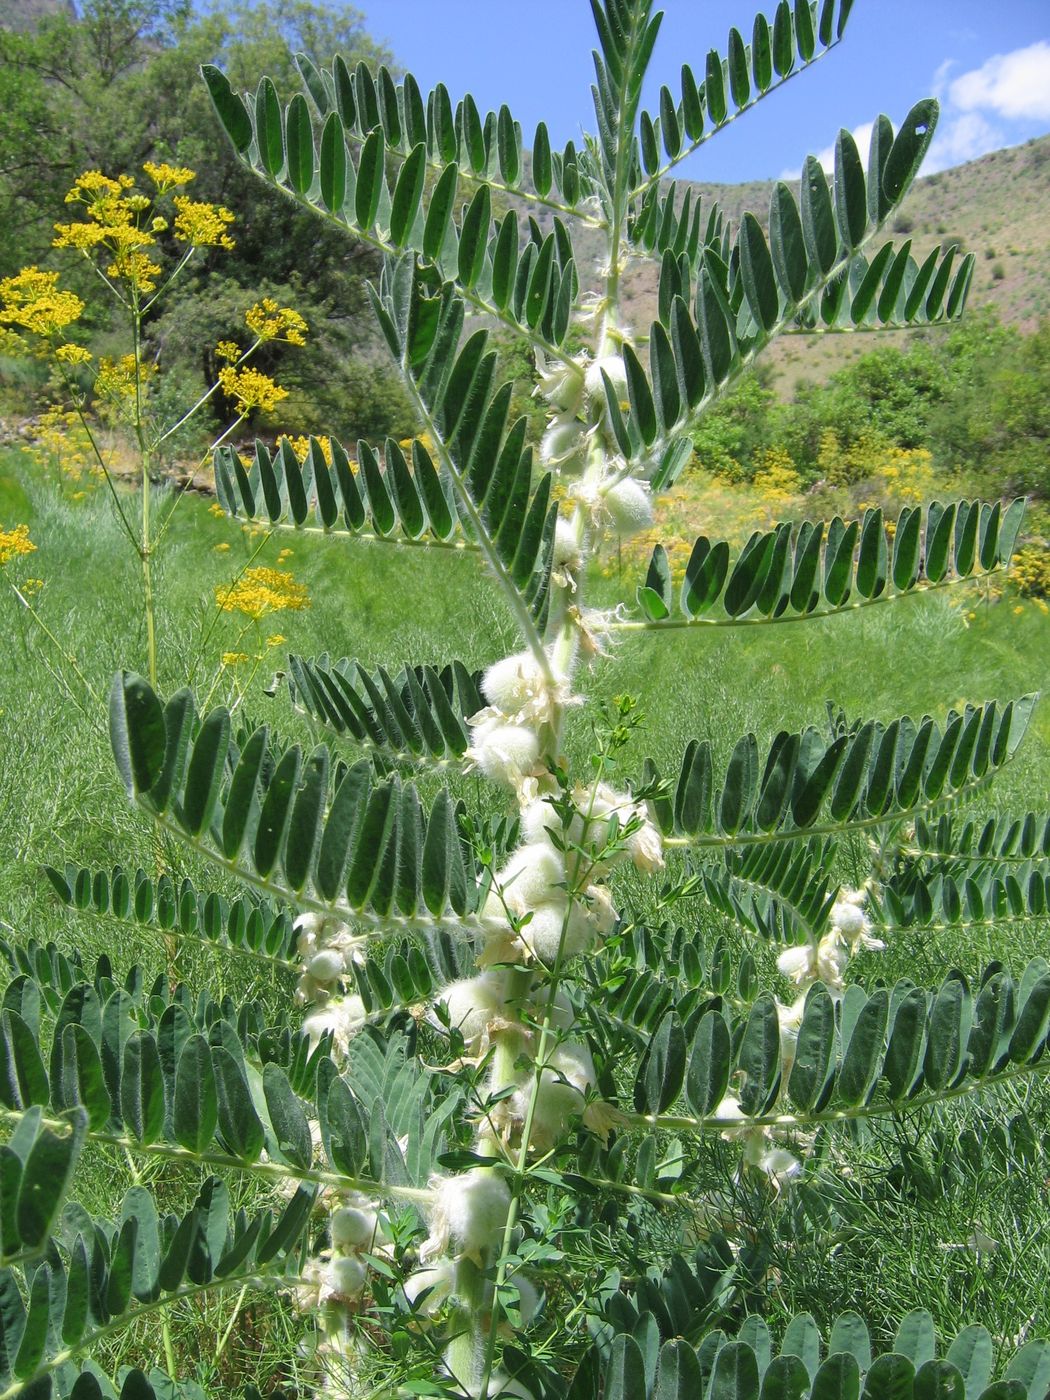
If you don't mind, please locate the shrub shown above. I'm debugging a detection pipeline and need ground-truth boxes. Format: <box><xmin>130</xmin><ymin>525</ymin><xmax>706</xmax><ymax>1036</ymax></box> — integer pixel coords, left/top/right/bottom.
<box><xmin>2</xmin><ymin>4</ymin><xmax>1045</xmax><ymax>1399</ymax></box>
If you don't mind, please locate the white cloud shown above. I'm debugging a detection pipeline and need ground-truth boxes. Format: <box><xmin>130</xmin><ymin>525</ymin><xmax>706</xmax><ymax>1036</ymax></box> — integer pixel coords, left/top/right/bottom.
<box><xmin>779</xmin><ymin>120</ymin><xmax>875</xmax><ymax>182</ymax></box>
<box><xmin>922</xmin><ymin>111</ymin><xmax>1003</xmax><ymax>175</ymax></box>
<box><xmin>931</xmin><ymin>59</ymin><xmax>955</xmax><ymax>102</ymax></box>
<box><xmin>948</xmin><ymin>40</ymin><xmax>1050</xmax><ymax>122</ymax></box>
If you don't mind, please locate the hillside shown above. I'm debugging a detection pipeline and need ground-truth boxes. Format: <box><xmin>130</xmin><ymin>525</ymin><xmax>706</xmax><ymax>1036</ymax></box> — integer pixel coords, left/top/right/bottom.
<box><xmin>569</xmin><ymin>134</ymin><xmax>1050</xmax><ymax>397</ymax></box>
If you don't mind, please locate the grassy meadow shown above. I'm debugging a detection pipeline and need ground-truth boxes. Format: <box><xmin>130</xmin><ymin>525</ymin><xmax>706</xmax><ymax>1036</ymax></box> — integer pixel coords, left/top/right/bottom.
<box><xmin>2</xmin><ymin>443</ymin><xmax>1050</xmax><ymax>1381</ymax></box>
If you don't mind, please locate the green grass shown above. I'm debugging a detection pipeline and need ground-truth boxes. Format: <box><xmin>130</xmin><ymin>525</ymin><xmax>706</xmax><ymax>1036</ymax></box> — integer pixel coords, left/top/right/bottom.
<box><xmin>2</xmin><ymin>446</ymin><xmax>1050</xmax><ymax>1377</ymax></box>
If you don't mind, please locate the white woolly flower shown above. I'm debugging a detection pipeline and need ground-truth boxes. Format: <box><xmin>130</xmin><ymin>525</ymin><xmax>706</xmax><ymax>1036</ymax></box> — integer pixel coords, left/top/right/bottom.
<box><xmin>506</xmin><ymin>1041</ymin><xmax>597</xmax><ymax>1151</ymax></box>
<box><xmin>438</xmin><ymin>971</ymin><xmax>509</xmax><ymax>1050</ymax></box>
<box><xmin>584</xmin><ymin>353</ymin><xmax>628</xmax><ymax>407</ymax></box>
<box><xmin>777</xmin><ymin>943</ymin><xmax>818</xmax><ymax>988</ymax></box>
<box><xmin>422</xmin><ymin>1168</ymin><xmax>512</xmax><ymax>1263</ymax></box>
<box><xmin>302</xmin><ymin>994</ymin><xmax>367</xmax><ymax>1057</ymax></box>
<box><xmin>553</xmin><ymin>516</ymin><xmax>583</xmax><ymax>574</ymax></box>
<box><xmin>535</xmin><ymin>355</ymin><xmax>585</xmax><ymax>413</ymax></box>
<box><xmin>518</xmin><ymin>897</ymin><xmax>604</xmax><ymax>963</ymax></box>
<box><xmin>584</xmin><ymin>883</ymin><xmax>619</xmax><ymax>936</ymax></box>
<box><xmin>520</xmin><ymin>796</ymin><xmax>562</xmax><ymax>846</ymax></box>
<box><xmin>714</xmin><ymin>1094</ymin><xmax>747</xmax><ymax>1138</ymax></box>
<box><xmin>495</xmin><ymin>842</ymin><xmax>566</xmax><ymax>913</ymax></box>
<box><xmin>776</xmin><ymin>996</ymin><xmax>807</xmax><ymax>1076</ymax></box>
<box><xmin>306</xmin><ymin>948</ymin><xmax>345</xmax><ymax>984</ymax></box>
<box><xmin>755</xmin><ymin>1145</ymin><xmax>803</xmax><ymax>1190</ymax></box>
<box><xmin>603</xmin><ymin>478</ymin><xmax>653</xmax><ymax>537</ymax></box>
<box><xmin>830</xmin><ymin>890</ymin><xmax>886</xmax><ymax>953</ymax></box>
<box><xmin>481</xmin><ymin>650</ymin><xmax>550</xmax><ymax>716</ymax></box>
<box><xmin>331</xmin><ymin>1205</ymin><xmax>381</xmax><ymax>1251</ymax></box>
<box><xmin>402</xmin><ymin>1260</ymin><xmax>456</xmax><ymax>1315</ymax></box>
<box><xmin>539</xmin><ymin>413</ymin><xmax>588</xmax><ymax>475</ymax></box>
<box><xmin>816</xmin><ymin>930</ymin><xmax>848</xmax><ymax>990</ymax></box>
<box><xmin>324</xmin><ymin>1254</ymin><xmax>367</xmax><ymax>1299</ymax></box>
<box><xmin>467</xmin><ymin>718</ymin><xmax>542</xmax><ymax>790</ymax></box>
<box><xmin>627</xmin><ymin>818</ymin><xmax>664</xmax><ymax>873</ymax></box>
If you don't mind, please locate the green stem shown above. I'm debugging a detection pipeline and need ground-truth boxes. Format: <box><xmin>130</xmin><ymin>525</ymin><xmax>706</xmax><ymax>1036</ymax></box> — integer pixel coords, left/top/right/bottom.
<box><xmin>621</xmin><ymin>1055</ymin><xmax>1050</xmax><ymax>1136</ymax></box>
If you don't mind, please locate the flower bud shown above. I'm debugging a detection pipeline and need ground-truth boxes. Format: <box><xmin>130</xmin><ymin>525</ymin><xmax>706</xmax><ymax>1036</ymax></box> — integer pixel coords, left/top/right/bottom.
<box><xmin>424</xmin><ymin>1168</ymin><xmax>512</xmax><ymax>1260</ymax></box>
<box><xmin>326</xmin><ymin>1254</ymin><xmax>367</xmax><ymax>1298</ymax></box>
<box><xmin>403</xmin><ymin>1261</ymin><xmax>455</xmax><ymax>1314</ymax></box>
<box><xmin>603</xmin><ymin>478</ymin><xmax>653</xmax><ymax>537</ymax></box>
<box><xmin>496</xmin><ymin>842</ymin><xmax>566</xmax><ymax>912</ymax></box>
<box><xmin>307</xmin><ymin>948</ymin><xmax>344</xmax><ymax>983</ymax></box>
<box><xmin>439</xmin><ymin>971</ymin><xmax>509</xmax><ymax>1048</ymax></box>
<box><xmin>777</xmin><ymin>944</ymin><xmax>817</xmax><ymax>987</ymax></box>
<box><xmin>469</xmin><ymin>720</ymin><xmax>542</xmax><ymax>789</ymax></box>
<box><xmin>331</xmin><ymin>1206</ymin><xmax>378</xmax><ymax>1250</ymax></box>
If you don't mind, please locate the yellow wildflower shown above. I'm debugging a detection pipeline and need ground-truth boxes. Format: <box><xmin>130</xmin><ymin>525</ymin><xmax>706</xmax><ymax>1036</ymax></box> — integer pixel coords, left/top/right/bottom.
<box><xmin>277</xmin><ymin>548</ymin><xmax>293</xmax><ymax>561</ymax></box>
<box><xmin>55</xmin><ymin>343</ymin><xmax>92</xmax><ymax>365</ymax></box>
<box><xmin>214</xmin><ymin>340</ymin><xmax>241</xmax><ymax>362</ymax></box>
<box><xmin>65</xmin><ymin>171</ymin><xmax>134</xmax><ymax>201</ymax></box>
<box><xmin>213</xmin><ymin>542</ymin><xmax>230</xmax><ymax>551</ymax></box>
<box><xmin>208</xmin><ymin>502</ymin><xmax>226</xmax><ymax>517</ymax></box>
<box><xmin>72</xmin><ymin>490</ymin><xmax>86</xmax><ymax>500</ymax></box>
<box><xmin>150</xmin><ymin>217</ymin><xmax>169</xmax><ymax>233</ymax></box>
<box><xmin>217</xmin><ymin>566</ymin><xmax>310</xmax><ymax>619</ymax></box>
<box><xmin>142</xmin><ymin>161</ymin><xmax>196</xmax><ymax>192</ymax></box>
<box><xmin>107</xmin><ymin>247</ymin><xmax>162</xmax><ymax>294</ymax></box>
<box><xmin>266</xmin><ymin>634</ymin><xmax>286</xmax><ymax>647</ymax></box>
<box><xmin>0</xmin><ymin>524</ymin><xmax>35</xmax><ymax>565</ymax></box>
<box><xmin>222</xmin><ymin>651</ymin><xmax>251</xmax><ymax>666</ymax></box>
<box><xmin>0</xmin><ymin>268</ymin><xmax>83</xmax><ymax>337</ymax></box>
<box><xmin>21</xmin><ymin>578</ymin><xmax>43</xmax><ymax>595</ymax></box>
<box><xmin>172</xmin><ymin>196</ymin><xmax>235</xmax><ymax>249</ymax></box>
<box><xmin>95</xmin><ymin>354</ymin><xmax>153</xmax><ymax>403</ymax></box>
<box><xmin>218</xmin><ymin>365</ymin><xmax>287</xmax><ymax>415</ymax></box>
<box><xmin>245</xmin><ymin>297</ymin><xmax>308</xmax><ymax>346</ymax></box>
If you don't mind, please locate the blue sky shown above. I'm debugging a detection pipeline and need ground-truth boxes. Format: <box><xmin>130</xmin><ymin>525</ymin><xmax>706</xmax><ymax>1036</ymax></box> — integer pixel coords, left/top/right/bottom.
<box><xmin>357</xmin><ymin>1</ymin><xmax>1050</xmax><ymax>182</ymax></box>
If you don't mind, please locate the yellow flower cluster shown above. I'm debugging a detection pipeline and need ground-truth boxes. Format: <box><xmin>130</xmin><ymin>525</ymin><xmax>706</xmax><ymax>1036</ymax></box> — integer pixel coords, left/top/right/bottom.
<box><xmin>27</xmin><ymin>406</ymin><xmax>103</xmax><ymax>484</ymax></box>
<box><xmin>751</xmin><ymin>448</ymin><xmax>803</xmax><ymax>505</ymax></box>
<box><xmin>173</xmin><ymin>196</ymin><xmax>235</xmax><ymax>250</ymax></box>
<box><xmin>142</xmin><ymin>161</ymin><xmax>196</xmax><ymax>193</ymax></box>
<box><xmin>218</xmin><ymin>365</ymin><xmax>287</xmax><ymax>415</ymax></box>
<box><xmin>95</xmin><ymin>354</ymin><xmax>155</xmax><ymax>404</ymax></box>
<box><xmin>215</xmin><ymin>340</ymin><xmax>241</xmax><ymax>362</ymax></box>
<box><xmin>1011</xmin><ymin>546</ymin><xmax>1050</xmax><ymax>600</ymax></box>
<box><xmin>277</xmin><ymin>434</ymin><xmax>331</xmax><ymax>464</ymax></box>
<box><xmin>245</xmin><ymin>298</ymin><xmax>308</xmax><ymax>346</ymax></box>
<box><xmin>0</xmin><ymin>268</ymin><xmax>84</xmax><ymax>337</ymax></box>
<box><xmin>216</xmin><ymin>566</ymin><xmax>310</xmax><ymax>619</ymax></box>
<box><xmin>0</xmin><ymin>524</ymin><xmax>36</xmax><ymax>565</ymax></box>
<box><xmin>52</xmin><ymin>165</ymin><xmax>235</xmax><ymax>293</ymax></box>
<box><xmin>222</xmin><ymin>651</ymin><xmax>251</xmax><ymax>666</ymax></box>
<box><xmin>55</xmin><ymin>343</ymin><xmax>92</xmax><ymax>365</ymax></box>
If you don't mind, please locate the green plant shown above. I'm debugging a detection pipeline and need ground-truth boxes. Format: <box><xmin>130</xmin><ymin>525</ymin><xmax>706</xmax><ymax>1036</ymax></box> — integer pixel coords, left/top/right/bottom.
<box><xmin>4</xmin><ymin>3</ymin><xmax>1048</xmax><ymax>1398</ymax></box>
<box><xmin>0</xmin><ymin>164</ymin><xmax>308</xmax><ymax>688</ymax></box>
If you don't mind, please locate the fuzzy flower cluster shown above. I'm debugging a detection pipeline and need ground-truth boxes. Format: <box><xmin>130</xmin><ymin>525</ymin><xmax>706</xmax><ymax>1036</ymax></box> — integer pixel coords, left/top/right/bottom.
<box><xmin>775</xmin><ymin>888</ymin><xmax>885</xmax><ymax>1081</ymax></box>
<box><xmin>776</xmin><ymin>888</ymin><xmax>884</xmax><ymax>999</ymax></box>
<box><xmin>292</xmin><ymin>913</ymin><xmax>369</xmax><ymax>1059</ymax></box>
<box><xmin>465</xmin><ymin>647</ymin><xmax>570</xmax><ymax>798</ymax></box>
<box><xmin>535</xmin><ymin>349</ymin><xmax>657</xmax><ymax>544</ymax></box>
<box><xmin>298</xmin><ymin>1192</ymin><xmax>395</xmax><ymax>1311</ymax></box>
<box><xmin>714</xmin><ymin>1093</ymin><xmax>803</xmax><ymax>1192</ymax></box>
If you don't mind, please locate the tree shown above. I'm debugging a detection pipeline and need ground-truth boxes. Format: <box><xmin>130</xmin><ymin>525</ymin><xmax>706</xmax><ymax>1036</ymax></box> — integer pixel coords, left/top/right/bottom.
<box><xmin>5</xmin><ymin>3</ymin><xmax>1047</xmax><ymax>1398</ymax></box>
